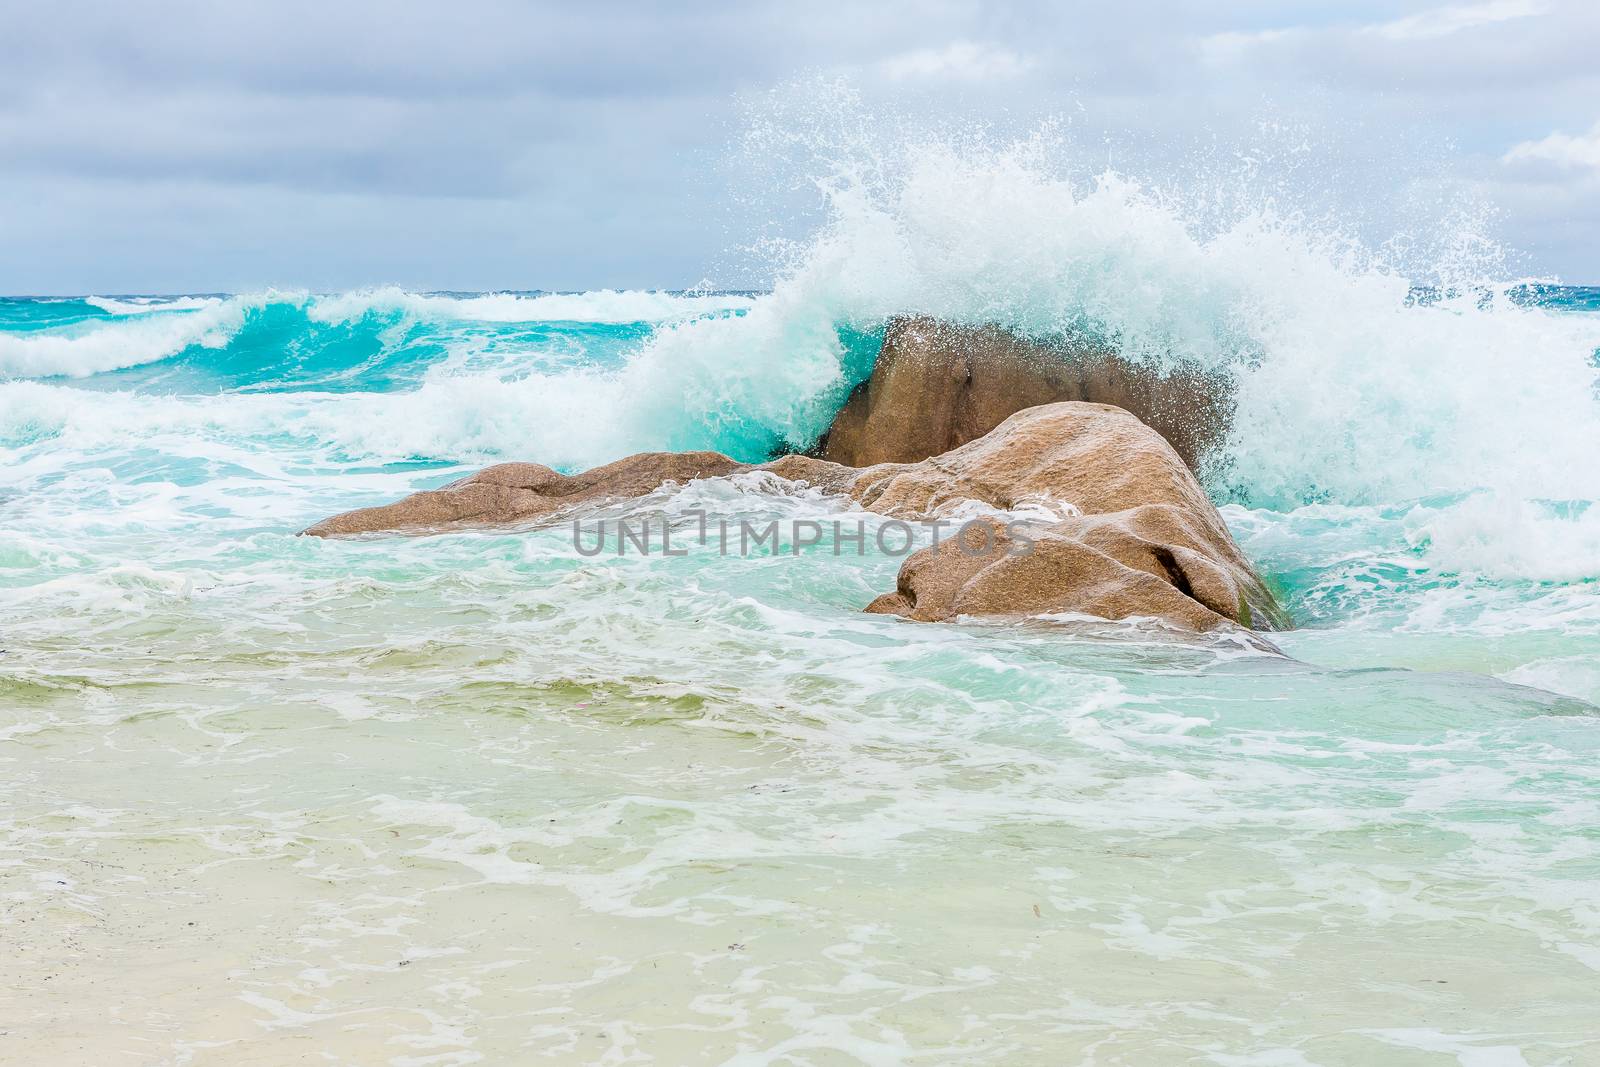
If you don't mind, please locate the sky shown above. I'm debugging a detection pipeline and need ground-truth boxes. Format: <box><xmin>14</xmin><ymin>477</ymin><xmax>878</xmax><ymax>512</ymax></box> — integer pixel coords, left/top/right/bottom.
<box><xmin>2</xmin><ymin>0</ymin><xmax>1598</xmax><ymax>294</ymax></box>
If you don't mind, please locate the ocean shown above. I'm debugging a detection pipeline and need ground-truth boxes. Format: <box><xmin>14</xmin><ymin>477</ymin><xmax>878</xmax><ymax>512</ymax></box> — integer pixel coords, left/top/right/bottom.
<box><xmin>4</xmin><ymin>161</ymin><xmax>1600</xmax><ymax>1063</ymax></box>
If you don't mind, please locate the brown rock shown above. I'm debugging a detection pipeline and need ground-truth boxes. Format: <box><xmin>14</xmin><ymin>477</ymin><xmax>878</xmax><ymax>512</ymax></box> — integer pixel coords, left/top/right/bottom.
<box><xmin>302</xmin><ymin>452</ymin><xmax>750</xmax><ymax>536</ymax></box>
<box><xmin>845</xmin><ymin>401</ymin><xmax>1217</xmax><ymax>518</ymax></box>
<box><xmin>853</xmin><ymin>403</ymin><xmax>1287</xmax><ymax>632</ymax></box>
<box><xmin>303</xmin><ymin>398</ymin><xmax>1286</xmax><ymax>635</ymax></box>
<box><xmin>865</xmin><ymin>512</ymin><xmax>1270</xmax><ymax>632</ymax></box>
<box><xmin>821</xmin><ymin>316</ymin><xmax>1229</xmax><ymax>472</ymax></box>
<box><xmin>758</xmin><ymin>454</ymin><xmax>860</xmax><ymax>494</ymax></box>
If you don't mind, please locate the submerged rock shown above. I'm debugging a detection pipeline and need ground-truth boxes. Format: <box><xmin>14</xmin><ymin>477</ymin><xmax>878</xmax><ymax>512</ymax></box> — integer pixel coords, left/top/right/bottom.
<box><xmin>304</xmin><ymin>401</ymin><xmax>1286</xmax><ymax>635</ymax></box>
<box><xmin>820</xmin><ymin>316</ymin><xmax>1230</xmax><ymax>472</ymax></box>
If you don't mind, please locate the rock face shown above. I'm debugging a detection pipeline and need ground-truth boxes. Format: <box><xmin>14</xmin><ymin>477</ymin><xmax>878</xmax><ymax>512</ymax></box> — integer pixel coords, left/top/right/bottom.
<box><xmin>301</xmin><ymin>452</ymin><xmax>748</xmax><ymax>537</ymax></box>
<box><xmin>848</xmin><ymin>402</ymin><xmax>1287</xmax><ymax>631</ymax></box>
<box><xmin>304</xmin><ymin>401</ymin><xmax>1287</xmax><ymax>635</ymax></box>
<box><xmin>862</xmin><ymin>515</ymin><xmax>1258</xmax><ymax>632</ymax></box>
<box><xmin>820</xmin><ymin>316</ymin><xmax>1230</xmax><ymax>472</ymax></box>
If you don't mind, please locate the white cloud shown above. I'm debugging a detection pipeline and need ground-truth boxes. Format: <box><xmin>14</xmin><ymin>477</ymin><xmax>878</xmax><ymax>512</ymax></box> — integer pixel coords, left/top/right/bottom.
<box><xmin>1196</xmin><ymin>28</ymin><xmax>1297</xmax><ymax>65</ymax></box>
<box><xmin>1503</xmin><ymin>121</ymin><xmax>1600</xmax><ymax>170</ymax></box>
<box><xmin>877</xmin><ymin>41</ymin><xmax>1034</xmax><ymax>83</ymax></box>
<box><xmin>1199</xmin><ymin>0</ymin><xmax>1548</xmax><ymax>64</ymax></box>
<box><xmin>1367</xmin><ymin>0</ymin><xmax>1547</xmax><ymax>42</ymax></box>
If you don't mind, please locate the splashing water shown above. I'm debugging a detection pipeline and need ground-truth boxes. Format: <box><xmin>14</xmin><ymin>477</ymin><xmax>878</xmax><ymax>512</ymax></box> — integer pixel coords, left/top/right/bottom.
<box><xmin>3</xmin><ymin>118</ymin><xmax>1600</xmax><ymax>1063</ymax></box>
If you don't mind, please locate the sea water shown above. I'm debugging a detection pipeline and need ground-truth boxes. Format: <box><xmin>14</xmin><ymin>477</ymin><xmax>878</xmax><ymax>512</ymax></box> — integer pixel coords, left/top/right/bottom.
<box><xmin>3</xmin><ymin>142</ymin><xmax>1600</xmax><ymax>1065</ymax></box>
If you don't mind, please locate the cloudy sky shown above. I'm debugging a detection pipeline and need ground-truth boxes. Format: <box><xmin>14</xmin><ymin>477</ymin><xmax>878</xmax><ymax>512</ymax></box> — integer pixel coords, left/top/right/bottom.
<box><xmin>3</xmin><ymin>0</ymin><xmax>1597</xmax><ymax>293</ymax></box>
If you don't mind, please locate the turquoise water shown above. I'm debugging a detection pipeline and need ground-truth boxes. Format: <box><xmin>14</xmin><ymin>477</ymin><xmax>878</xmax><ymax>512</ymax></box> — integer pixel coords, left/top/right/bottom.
<box><xmin>4</xmin><ymin>188</ymin><xmax>1600</xmax><ymax>1061</ymax></box>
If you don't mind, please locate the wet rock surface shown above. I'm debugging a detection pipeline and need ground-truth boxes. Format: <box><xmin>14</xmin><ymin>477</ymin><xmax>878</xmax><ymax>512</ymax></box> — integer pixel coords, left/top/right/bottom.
<box><xmin>820</xmin><ymin>316</ymin><xmax>1230</xmax><ymax>472</ymax></box>
<box><xmin>305</xmin><ymin>402</ymin><xmax>1285</xmax><ymax>634</ymax></box>
<box><xmin>301</xmin><ymin>452</ymin><xmax>749</xmax><ymax>537</ymax></box>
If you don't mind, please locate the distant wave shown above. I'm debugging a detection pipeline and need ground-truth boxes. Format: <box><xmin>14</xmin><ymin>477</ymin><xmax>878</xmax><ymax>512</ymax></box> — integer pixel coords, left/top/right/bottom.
<box><xmin>306</xmin><ymin>287</ymin><xmax>758</xmax><ymax>325</ymax></box>
<box><xmin>85</xmin><ymin>295</ymin><xmax>227</xmax><ymax>315</ymax></box>
<box><xmin>0</xmin><ymin>288</ymin><xmax>757</xmax><ymax>380</ymax></box>
<box><xmin>0</xmin><ymin>296</ymin><xmax>258</xmax><ymax>378</ymax></box>
<box><xmin>77</xmin><ymin>288</ymin><xmax>758</xmax><ymax>324</ymax></box>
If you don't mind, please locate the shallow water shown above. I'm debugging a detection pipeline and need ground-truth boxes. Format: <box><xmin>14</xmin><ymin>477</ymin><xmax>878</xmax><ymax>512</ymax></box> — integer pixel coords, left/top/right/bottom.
<box><xmin>3</xmin><ymin>491</ymin><xmax>1598</xmax><ymax>1064</ymax></box>
<box><xmin>4</xmin><ymin>184</ymin><xmax>1600</xmax><ymax>1064</ymax></box>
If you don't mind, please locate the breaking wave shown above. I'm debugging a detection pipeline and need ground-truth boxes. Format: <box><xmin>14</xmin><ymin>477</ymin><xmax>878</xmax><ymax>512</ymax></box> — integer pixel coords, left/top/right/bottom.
<box><xmin>4</xmin><ymin>113</ymin><xmax>1600</xmax><ymax>597</ymax></box>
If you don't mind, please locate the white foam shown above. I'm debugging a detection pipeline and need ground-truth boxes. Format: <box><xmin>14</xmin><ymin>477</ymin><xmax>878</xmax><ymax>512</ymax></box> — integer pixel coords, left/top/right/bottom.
<box><xmin>1499</xmin><ymin>656</ymin><xmax>1600</xmax><ymax>704</ymax></box>
<box><xmin>84</xmin><ymin>295</ymin><xmax>226</xmax><ymax>315</ymax></box>
<box><xmin>1406</xmin><ymin>494</ymin><xmax>1600</xmax><ymax>583</ymax></box>
<box><xmin>305</xmin><ymin>287</ymin><xmax>756</xmax><ymax>325</ymax></box>
<box><xmin>0</xmin><ymin>294</ymin><xmax>273</xmax><ymax>378</ymax></box>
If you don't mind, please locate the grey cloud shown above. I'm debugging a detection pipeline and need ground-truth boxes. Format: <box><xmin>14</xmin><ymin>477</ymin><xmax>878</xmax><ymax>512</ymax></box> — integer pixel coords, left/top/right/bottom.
<box><xmin>2</xmin><ymin>0</ymin><xmax>987</xmax><ymax>100</ymax></box>
<box><xmin>2</xmin><ymin>0</ymin><xmax>1598</xmax><ymax>292</ymax></box>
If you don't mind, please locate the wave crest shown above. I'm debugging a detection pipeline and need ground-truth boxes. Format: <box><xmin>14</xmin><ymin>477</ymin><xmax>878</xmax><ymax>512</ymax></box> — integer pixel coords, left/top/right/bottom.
<box><xmin>0</xmin><ymin>288</ymin><xmax>757</xmax><ymax>381</ymax></box>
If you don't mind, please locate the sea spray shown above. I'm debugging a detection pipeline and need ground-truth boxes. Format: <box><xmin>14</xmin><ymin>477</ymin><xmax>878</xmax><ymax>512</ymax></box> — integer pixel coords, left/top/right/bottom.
<box><xmin>5</xmin><ymin>111</ymin><xmax>1600</xmax><ymax>606</ymax></box>
<box><xmin>8</xmin><ymin>128</ymin><xmax>1600</xmax><ymax>506</ymax></box>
